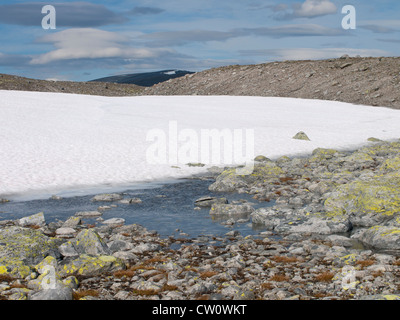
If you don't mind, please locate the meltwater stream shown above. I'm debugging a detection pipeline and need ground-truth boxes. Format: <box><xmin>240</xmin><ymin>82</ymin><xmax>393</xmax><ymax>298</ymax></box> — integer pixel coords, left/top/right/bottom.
<box><xmin>0</xmin><ymin>178</ymin><xmax>271</xmax><ymax>239</ymax></box>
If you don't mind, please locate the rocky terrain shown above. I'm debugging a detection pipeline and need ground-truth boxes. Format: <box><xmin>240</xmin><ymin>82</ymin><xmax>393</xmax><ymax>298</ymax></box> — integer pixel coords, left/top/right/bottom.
<box><xmin>2</xmin><ymin>56</ymin><xmax>400</xmax><ymax>109</ymax></box>
<box><xmin>0</xmin><ymin>73</ymin><xmax>143</xmax><ymax>97</ymax></box>
<box><xmin>1</xmin><ymin>139</ymin><xmax>400</xmax><ymax>300</ymax></box>
<box><xmin>145</xmin><ymin>56</ymin><xmax>400</xmax><ymax>110</ymax></box>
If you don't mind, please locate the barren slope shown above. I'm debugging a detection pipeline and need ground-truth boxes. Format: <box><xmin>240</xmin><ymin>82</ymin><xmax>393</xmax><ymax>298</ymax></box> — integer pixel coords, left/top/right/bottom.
<box><xmin>144</xmin><ymin>57</ymin><xmax>400</xmax><ymax>109</ymax></box>
<box><xmin>0</xmin><ymin>74</ymin><xmax>144</xmax><ymax>97</ymax></box>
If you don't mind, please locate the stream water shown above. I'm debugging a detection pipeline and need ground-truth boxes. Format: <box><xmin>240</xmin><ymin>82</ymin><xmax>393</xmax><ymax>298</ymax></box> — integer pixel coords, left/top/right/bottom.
<box><xmin>0</xmin><ymin>178</ymin><xmax>271</xmax><ymax>239</ymax></box>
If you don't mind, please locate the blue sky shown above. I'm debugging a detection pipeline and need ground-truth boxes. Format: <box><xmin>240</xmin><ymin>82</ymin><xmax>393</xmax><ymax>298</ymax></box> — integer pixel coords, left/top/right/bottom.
<box><xmin>0</xmin><ymin>0</ymin><xmax>399</xmax><ymax>81</ymax></box>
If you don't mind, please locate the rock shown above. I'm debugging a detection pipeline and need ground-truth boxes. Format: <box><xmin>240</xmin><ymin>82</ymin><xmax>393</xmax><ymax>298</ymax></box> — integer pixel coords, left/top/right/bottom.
<box><xmin>359</xmin><ymin>294</ymin><xmax>400</xmax><ymax>300</ymax></box>
<box><xmin>58</xmin><ymin>242</ymin><xmax>79</xmax><ymax>257</ymax></box>
<box><xmin>0</xmin><ymin>227</ymin><xmax>60</xmax><ymax>278</ymax></box>
<box><xmin>55</xmin><ymin>227</ymin><xmax>76</xmax><ymax>238</ymax></box>
<box><xmin>357</xmin><ymin>226</ymin><xmax>400</xmax><ymax>254</ymax></box>
<box><xmin>210</xmin><ymin>203</ymin><xmax>254</xmax><ymax>216</ymax></box>
<box><xmin>29</xmin><ymin>287</ymin><xmax>73</xmax><ymax>300</ymax></box>
<box><xmin>275</xmin><ymin>216</ymin><xmax>352</xmax><ymax>235</ymax></box>
<box><xmin>326</xmin><ymin>235</ymin><xmax>354</xmax><ymax>247</ymax></box>
<box><xmin>73</xmin><ymin>229</ymin><xmax>111</xmax><ymax>256</ymax></box>
<box><xmin>209</xmin><ymin>162</ymin><xmax>283</xmax><ymax>192</ymax></box>
<box><xmin>186</xmin><ymin>163</ymin><xmax>205</xmax><ymax>167</ymax></box>
<box><xmin>131</xmin><ymin>243</ymin><xmax>161</xmax><ymax>254</ymax></box>
<box><xmin>102</xmin><ymin>218</ymin><xmax>125</xmax><ymax>227</ymax></box>
<box><xmin>59</xmin><ymin>254</ymin><xmax>125</xmax><ymax>277</ymax></box>
<box><xmin>62</xmin><ymin>216</ymin><xmax>81</xmax><ymax>228</ymax></box>
<box><xmin>324</xmin><ymin>173</ymin><xmax>400</xmax><ymax>227</ymax></box>
<box><xmin>119</xmin><ymin>198</ymin><xmax>142</xmax><ymax>204</ymax></box>
<box><xmin>108</xmin><ymin>240</ymin><xmax>133</xmax><ymax>253</ymax></box>
<box><xmin>194</xmin><ymin>196</ymin><xmax>228</xmax><ymax>208</ymax></box>
<box><xmin>254</xmin><ymin>155</ymin><xmax>271</xmax><ymax>162</ymax></box>
<box><xmin>91</xmin><ymin>193</ymin><xmax>123</xmax><ymax>202</ymax></box>
<box><xmin>292</xmin><ymin>131</ymin><xmax>311</xmax><ymax>141</ymax></box>
<box><xmin>310</xmin><ymin>148</ymin><xmax>339</xmax><ymax>162</ymax></box>
<box><xmin>75</xmin><ymin>211</ymin><xmax>103</xmax><ymax>218</ymax></box>
<box><xmin>18</xmin><ymin>212</ymin><xmax>46</xmax><ymax>227</ymax></box>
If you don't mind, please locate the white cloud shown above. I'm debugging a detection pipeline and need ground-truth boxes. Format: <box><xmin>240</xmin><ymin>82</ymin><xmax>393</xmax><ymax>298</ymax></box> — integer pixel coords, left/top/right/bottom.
<box><xmin>30</xmin><ymin>28</ymin><xmax>171</xmax><ymax>65</ymax></box>
<box><xmin>273</xmin><ymin>0</ymin><xmax>337</xmax><ymax>20</ymax></box>
<box><xmin>294</xmin><ymin>0</ymin><xmax>337</xmax><ymax>18</ymax></box>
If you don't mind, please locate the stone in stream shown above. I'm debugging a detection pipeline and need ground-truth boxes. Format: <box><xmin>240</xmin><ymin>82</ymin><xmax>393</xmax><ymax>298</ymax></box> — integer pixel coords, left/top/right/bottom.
<box><xmin>91</xmin><ymin>193</ymin><xmax>123</xmax><ymax>202</ymax></box>
<box><xmin>210</xmin><ymin>203</ymin><xmax>254</xmax><ymax>216</ymax></box>
<box><xmin>194</xmin><ymin>196</ymin><xmax>228</xmax><ymax>208</ymax></box>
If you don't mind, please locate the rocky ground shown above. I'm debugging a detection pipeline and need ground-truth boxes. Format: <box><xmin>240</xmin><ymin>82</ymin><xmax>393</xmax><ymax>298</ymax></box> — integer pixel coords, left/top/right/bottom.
<box><xmin>2</xmin><ymin>56</ymin><xmax>400</xmax><ymax>109</ymax></box>
<box><xmin>145</xmin><ymin>56</ymin><xmax>400</xmax><ymax>110</ymax></box>
<box><xmin>1</xmin><ymin>138</ymin><xmax>400</xmax><ymax>300</ymax></box>
<box><xmin>0</xmin><ymin>73</ymin><xmax>143</xmax><ymax>97</ymax></box>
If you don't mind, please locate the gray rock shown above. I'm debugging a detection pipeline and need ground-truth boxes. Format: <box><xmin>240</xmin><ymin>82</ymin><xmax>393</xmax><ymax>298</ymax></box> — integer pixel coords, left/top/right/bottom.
<box><xmin>62</xmin><ymin>216</ymin><xmax>81</xmax><ymax>228</ymax></box>
<box><xmin>358</xmin><ymin>226</ymin><xmax>400</xmax><ymax>254</ymax></box>
<box><xmin>91</xmin><ymin>193</ymin><xmax>123</xmax><ymax>202</ymax></box>
<box><xmin>102</xmin><ymin>218</ymin><xmax>125</xmax><ymax>227</ymax></box>
<box><xmin>195</xmin><ymin>196</ymin><xmax>228</xmax><ymax>208</ymax></box>
<box><xmin>292</xmin><ymin>131</ymin><xmax>311</xmax><ymax>141</ymax></box>
<box><xmin>75</xmin><ymin>211</ymin><xmax>103</xmax><ymax>218</ymax></box>
<box><xmin>73</xmin><ymin>229</ymin><xmax>111</xmax><ymax>256</ymax></box>
<box><xmin>55</xmin><ymin>227</ymin><xmax>76</xmax><ymax>238</ymax></box>
<box><xmin>18</xmin><ymin>212</ymin><xmax>46</xmax><ymax>227</ymax></box>
<box><xmin>275</xmin><ymin>216</ymin><xmax>352</xmax><ymax>235</ymax></box>
<box><xmin>119</xmin><ymin>198</ymin><xmax>142</xmax><ymax>204</ymax></box>
<box><xmin>0</xmin><ymin>227</ymin><xmax>60</xmax><ymax>278</ymax></box>
<box><xmin>58</xmin><ymin>241</ymin><xmax>79</xmax><ymax>257</ymax></box>
<box><xmin>210</xmin><ymin>203</ymin><xmax>254</xmax><ymax>216</ymax></box>
<box><xmin>131</xmin><ymin>243</ymin><xmax>161</xmax><ymax>254</ymax></box>
<box><xmin>59</xmin><ymin>254</ymin><xmax>125</xmax><ymax>277</ymax></box>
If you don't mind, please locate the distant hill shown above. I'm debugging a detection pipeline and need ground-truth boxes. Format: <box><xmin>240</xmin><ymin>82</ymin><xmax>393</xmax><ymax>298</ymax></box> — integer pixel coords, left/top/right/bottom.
<box><xmin>91</xmin><ymin>70</ymin><xmax>195</xmax><ymax>87</ymax></box>
<box><xmin>145</xmin><ymin>57</ymin><xmax>400</xmax><ymax>109</ymax></box>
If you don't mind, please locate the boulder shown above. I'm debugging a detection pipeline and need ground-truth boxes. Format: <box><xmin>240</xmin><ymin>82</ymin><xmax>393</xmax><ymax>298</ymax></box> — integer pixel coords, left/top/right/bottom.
<box><xmin>292</xmin><ymin>131</ymin><xmax>311</xmax><ymax>141</ymax></box>
<box><xmin>59</xmin><ymin>254</ymin><xmax>125</xmax><ymax>277</ymax></box>
<box><xmin>29</xmin><ymin>287</ymin><xmax>73</xmax><ymax>300</ymax></box>
<box><xmin>324</xmin><ymin>173</ymin><xmax>400</xmax><ymax>227</ymax></box>
<box><xmin>73</xmin><ymin>229</ymin><xmax>111</xmax><ymax>256</ymax></box>
<box><xmin>357</xmin><ymin>226</ymin><xmax>400</xmax><ymax>254</ymax></box>
<box><xmin>62</xmin><ymin>216</ymin><xmax>81</xmax><ymax>228</ymax></box>
<box><xmin>18</xmin><ymin>212</ymin><xmax>46</xmax><ymax>227</ymax></box>
<box><xmin>209</xmin><ymin>162</ymin><xmax>283</xmax><ymax>192</ymax></box>
<box><xmin>0</xmin><ymin>227</ymin><xmax>60</xmax><ymax>278</ymax></box>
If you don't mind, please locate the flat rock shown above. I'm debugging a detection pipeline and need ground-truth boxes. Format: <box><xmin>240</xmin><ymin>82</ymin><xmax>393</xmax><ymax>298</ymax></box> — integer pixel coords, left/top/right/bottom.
<box><xmin>102</xmin><ymin>218</ymin><xmax>125</xmax><ymax>227</ymax></box>
<box><xmin>75</xmin><ymin>211</ymin><xmax>103</xmax><ymax>218</ymax></box>
<box><xmin>195</xmin><ymin>196</ymin><xmax>228</xmax><ymax>207</ymax></box>
<box><xmin>91</xmin><ymin>193</ymin><xmax>123</xmax><ymax>202</ymax></box>
<box><xmin>55</xmin><ymin>227</ymin><xmax>76</xmax><ymax>238</ymax></box>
